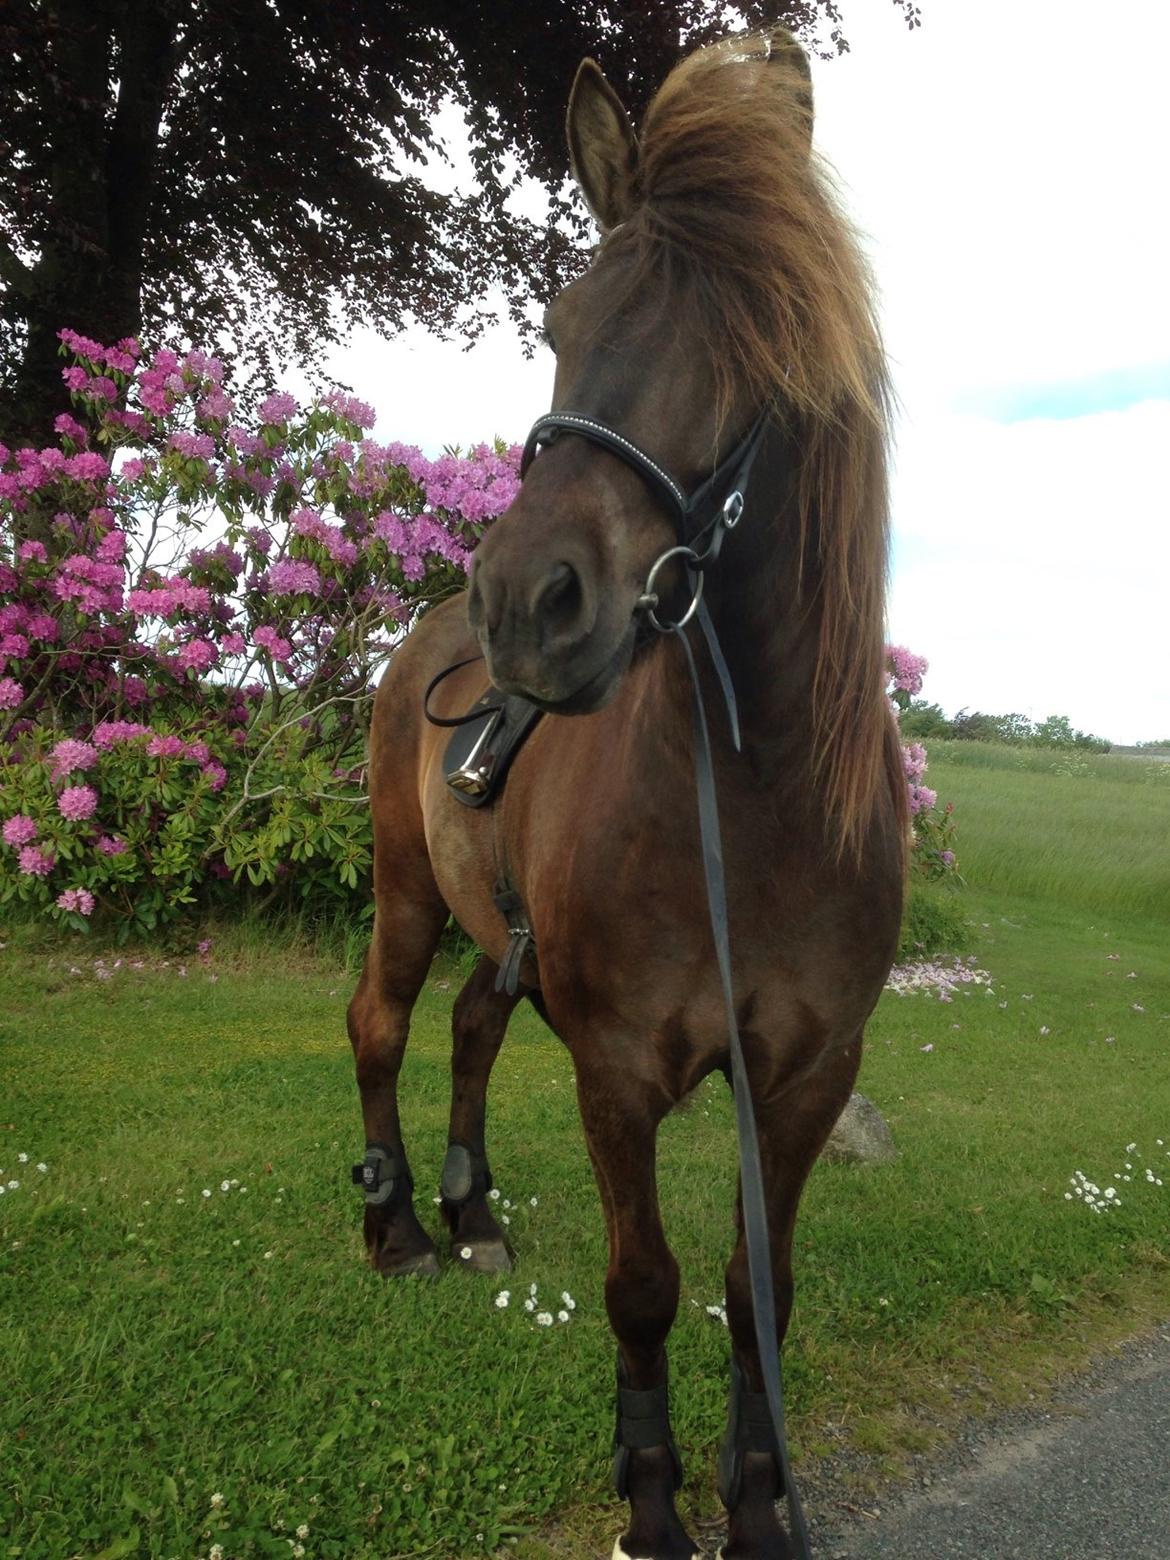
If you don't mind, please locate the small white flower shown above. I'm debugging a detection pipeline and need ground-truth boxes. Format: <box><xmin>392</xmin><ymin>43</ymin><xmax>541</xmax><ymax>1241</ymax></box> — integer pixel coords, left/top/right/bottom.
<box><xmin>210</xmin><ymin>1492</ymin><xmax>225</xmax><ymax>1508</ymax></box>
<box><xmin>879</xmin><ymin>1297</ymin><xmax>890</xmax><ymax>1306</ymax></box>
<box><xmin>529</xmin><ymin>1196</ymin><xmax>538</xmax><ymax>1207</ymax></box>
<box><xmin>232</xmin><ymin>1239</ymin><xmax>240</xmax><ymax>1246</ymax></box>
<box><xmin>220</xmin><ymin>1180</ymin><xmax>230</xmax><ymax>1192</ymax></box>
<box><xmin>296</xmin><ymin>1523</ymin><xmax>310</xmax><ymax>1539</ymax></box>
<box><xmin>501</xmin><ymin>1214</ymin><xmax>510</xmax><ymax>1225</ymax></box>
<box><xmin>230</xmin><ymin>1178</ymin><xmax>239</xmax><ymax>1187</ymax></box>
<box><xmin>17</xmin><ymin>1153</ymin><xmax>28</xmax><ymax>1164</ymax></box>
<box><xmin>524</xmin><ymin>1298</ymin><xmax>535</xmax><ymax>1312</ymax></box>
<box><xmin>529</xmin><ymin>1282</ymin><xmax>538</xmax><ymax>1296</ymax></box>
<box><xmin>561</xmin><ymin>1291</ymin><xmax>575</xmax><ymax>1309</ymax></box>
<box><xmin>502</xmin><ymin>1199</ymin><xmax>511</xmax><ymax>1210</ymax></box>
<box><xmin>292</xmin><ymin>1546</ymin><xmax>305</xmax><ymax>1559</ymax></box>
<box><xmin>1039</xmin><ymin>1026</ymin><xmax>1050</xmax><ymax>1036</ymax></box>
<box><xmin>264</xmin><ymin>1250</ymin><xmax>274</xmax><ymax>1259</ymax></box>
<box><xmin>210</xmin><ymin>1545</ymin><xmax>225</xmax><ymax>1560</ymax></box>
<box><xmin>488</xmin><ymin>1187</ymin><xmax>500</xmax><ymax>1200</ymax></box>
<box><xmin>460</xmin><ymin>1246</ymin><xmax>472</xmax><ymax>1260</ymax></box>
<box><xmin>557</xmin><ymin>1309</ymin><xmax>570</xmax><ymax>1323</ymax></box>
<box><xmin>535</xmin><ymin>1311</ymin><xmax>553</xmax><ymax>1326</ymax></box>
<box><xmin>495</xmin><ymin>1291</ymin><xmax>510</xmax><ymax>1308</ymax></box>
<box><xmin>202</xmin><ymin>1188</ymin><xmax>212</xmax><ymax>1198</ymax></box>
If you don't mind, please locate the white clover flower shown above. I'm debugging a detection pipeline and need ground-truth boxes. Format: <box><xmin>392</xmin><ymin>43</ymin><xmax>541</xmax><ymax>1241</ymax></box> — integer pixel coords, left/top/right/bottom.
<box><xmin>529</xmin><ymin>1196</ymin><xmax>538</xmax><ymax>1207</ymax></box>
<box><xmin>230</xmin><ymin>1178</ymin><xmax>239</xmax><ymax>1187</ymax></box>
<box><xmin>296</xmin><ymin>1523</ymin><xmax>310</xmax><ymax>1539</ymax></box>
<box><xmin>17</xmin><ymin>1152</ymin><xmax>28</xmax><ymax>1164</ymax></box>
<box><xmin>210</xmin><ymin>1545</ymin><xmax>225</xmax><ymax>1560</ymax></box>
<box><xmin>488</xmin><ymin>1188</ymin><xmax>500</xmax><ymax>1200</ymax></box>
<box><xmin>495</xmin><ymin>1291</ymin><xmax>510</xmax><ymax>1309</ymax></box>
<box><xmin>460</xmin><ymin>1246</ymin><xmax>472</xmax><ymax>1260</ymax></box>
<box><xmin>557</xmin><ymin>1309</ymin><xmax>570</xmax><ymax>1323</ymax></box>
<box><xmin>201</xmin><ymin>1188</ymin><xmax>212</xmax><ymax>1198</ymax></box>
<box><xmin>264</xmin><ymin>1250</ymin><xmax>274</xmax><ymax>1259</ymax></box>
<box><xmin>292</xmin><ymin>1545</ymin><xmax>305</xmax><ymax>1559</ymax></box>
<box><xmin>561</xmin><ymin>1291</ymin><xmax>575</xmax><ymax>1309</ymax></box>
<box><xmin>529</xmin><ymin>1282</ymin><xmax>538</xmax><ymax>1296</ymax></box>
<box><xmin>502</xmin><ymin>1199</ymin><xmax>511</xmax><ymax>1210</ymax></box>
<box><xmin>524</xmin><ymin>1298</ymin><xmax>535</xmax><ymax>1312</ymax></box>
<box><xmin>232</xmin><ymin>1239</ymin><xmax>240</xmax><ymax>1247</ymax></box>
<box><xmin>501</xmin><ymin>1215</ymin><xmax>510</xmax><ymax>1226</ymax></box>
<box><xmin>7</xmin><ymin>1179</ymin><xmax>19</xmax><ymax>1191</ymax></box>
<box><xmin>535</xmin><ymin>1311</ymin><xmax>553</xmax><ymax>1326</ymax></box>
<box><xmin>210</xmin><ymin>1492</ymin><xmax>225</xmax><ymax>1508</ymax></box>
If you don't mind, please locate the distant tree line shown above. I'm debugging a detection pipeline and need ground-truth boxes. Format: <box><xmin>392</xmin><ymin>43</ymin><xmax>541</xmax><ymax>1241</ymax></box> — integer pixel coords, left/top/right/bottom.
<box><xmin>899</xmin><ymin>705</ymin><xmax>1112</xmax><ymax>752</ymax></box>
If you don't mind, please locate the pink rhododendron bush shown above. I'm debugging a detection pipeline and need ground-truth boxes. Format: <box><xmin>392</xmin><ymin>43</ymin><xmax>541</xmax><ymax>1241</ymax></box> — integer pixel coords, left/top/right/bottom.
<box><xmin>1</xmin><ymin>332</ymin><xmax>954</xmax><ymax>936</ymax></box>
<box><xmin>0</xmin><ymin>332</ymin><xmax>519</xmax><ymax>934</ymax></box>
<box><xmin>887</xmin><ymin>644</ymin><xmax>958</xmax><ymax>880</ymax></box>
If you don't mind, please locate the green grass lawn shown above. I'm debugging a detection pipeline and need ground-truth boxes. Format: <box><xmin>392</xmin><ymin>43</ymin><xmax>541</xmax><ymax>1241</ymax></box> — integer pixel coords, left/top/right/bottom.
<box><xmin>1</xmin><ymin>744</ymin><xmax>1167</xmax><ymax>1559</ymax></box>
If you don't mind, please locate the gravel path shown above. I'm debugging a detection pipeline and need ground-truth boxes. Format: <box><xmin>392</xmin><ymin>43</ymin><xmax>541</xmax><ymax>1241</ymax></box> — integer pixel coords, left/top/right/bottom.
<box><xmin>813</xmin><ymin>1322</ymin><xmax>1170</xmax><ymax>1560</ymax></box>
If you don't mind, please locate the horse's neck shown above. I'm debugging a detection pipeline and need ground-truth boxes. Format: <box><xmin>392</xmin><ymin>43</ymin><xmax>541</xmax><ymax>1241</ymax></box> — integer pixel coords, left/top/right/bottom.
<box><xmin>701</xmin><ymin>441</ymin><xmax>820</xmax><ymax>769</ymax></box>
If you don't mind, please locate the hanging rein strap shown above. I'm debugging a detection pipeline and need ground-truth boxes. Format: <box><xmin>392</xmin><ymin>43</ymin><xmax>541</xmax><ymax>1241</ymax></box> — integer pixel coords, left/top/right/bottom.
<box><xmin>521</xmin><ymin>407</ymin><xmax>812</xmax><ymax>1559</ymax></box>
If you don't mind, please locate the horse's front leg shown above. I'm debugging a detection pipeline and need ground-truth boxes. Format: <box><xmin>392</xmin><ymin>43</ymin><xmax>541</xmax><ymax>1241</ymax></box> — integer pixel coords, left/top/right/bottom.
<box><xmin>347</xmin><ymin>862</ymin><xmax>449</xmax><ymax>1277</ymax></box>
<box><xmin>718</xmin><ymin>1033</ymin><xmax>861</xmax><ymax>1560</ymax></box>
<box><xmin>440</xmin><ymin>953</ymin><xmax>521</xmax><ymax>1271</ymax></box>
<box><xmin>576</xmin><ymin>1061</ymin><xmax>700</xmax><ymax>1560</ymax></box>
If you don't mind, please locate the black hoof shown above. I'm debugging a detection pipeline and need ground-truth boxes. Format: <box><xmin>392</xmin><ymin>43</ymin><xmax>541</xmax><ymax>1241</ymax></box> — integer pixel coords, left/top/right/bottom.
<box><xmin>452</xmin><ymin>1238</ymin><xmax>513</xmax><ymax>1273</ymax></box>
<box><xmin>374</xmin><ymin>1246</ymin><xmax>442</xmax><ymax>1278</ymax></box>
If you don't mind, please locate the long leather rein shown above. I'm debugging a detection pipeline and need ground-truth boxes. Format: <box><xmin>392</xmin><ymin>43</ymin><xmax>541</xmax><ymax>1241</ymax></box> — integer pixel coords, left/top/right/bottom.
<box><xmin>521</xmin><ymin>407</ymin><xmax>814</xmax><ymax>1559</ymax></box>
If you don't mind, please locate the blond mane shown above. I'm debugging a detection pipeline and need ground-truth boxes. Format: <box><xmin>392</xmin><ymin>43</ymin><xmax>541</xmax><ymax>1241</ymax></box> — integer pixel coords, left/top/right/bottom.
<box><xmin>608</xmin><ymin>31</ymin><xmax>898</xmax><ymax>852</ymax></box>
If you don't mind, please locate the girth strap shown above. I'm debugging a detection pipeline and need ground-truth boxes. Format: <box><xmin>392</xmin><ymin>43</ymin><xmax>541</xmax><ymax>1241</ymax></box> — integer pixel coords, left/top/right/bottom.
<box><xmin>492</xmin><ymin>880</ymin><xmax>534</xmax><ymax>996</ymax></box>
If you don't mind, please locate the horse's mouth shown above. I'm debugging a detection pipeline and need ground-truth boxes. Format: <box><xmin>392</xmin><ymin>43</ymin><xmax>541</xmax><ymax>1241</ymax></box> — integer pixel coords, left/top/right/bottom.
<box><xmin>493</xmin><ymin>623</ymin><xmax>637</xmax><ymax>717</ymax></box>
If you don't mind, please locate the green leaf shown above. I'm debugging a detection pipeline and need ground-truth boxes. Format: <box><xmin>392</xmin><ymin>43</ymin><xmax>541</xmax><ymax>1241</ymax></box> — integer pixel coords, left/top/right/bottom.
<box><xmin>92</xmin><ymin>1528</ymin><xmax>140</xmax><ymax>1560</ymax></box>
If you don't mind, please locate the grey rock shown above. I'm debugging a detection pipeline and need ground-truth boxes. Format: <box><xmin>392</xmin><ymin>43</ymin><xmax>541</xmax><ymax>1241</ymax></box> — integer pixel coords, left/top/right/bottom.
<box><xmin>822</xmin><ymin>1092</ymin><xmax>897</xmax><ymax>1166</ymax></box>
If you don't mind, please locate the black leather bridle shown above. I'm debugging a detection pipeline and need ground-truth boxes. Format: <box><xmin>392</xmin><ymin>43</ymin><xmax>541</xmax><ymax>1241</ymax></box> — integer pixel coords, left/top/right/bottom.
<box><xmin>520</xmin><ymin>405</ymin><xmax>814</xmax><ymax>1560</ymax></box>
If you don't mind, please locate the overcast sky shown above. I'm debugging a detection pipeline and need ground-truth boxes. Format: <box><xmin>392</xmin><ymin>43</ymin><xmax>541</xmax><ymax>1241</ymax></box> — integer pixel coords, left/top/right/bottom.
<box><xmin>319</xmin><ymin>0</ymin><xmax>1170</xmax><ymax>744</ymax></box>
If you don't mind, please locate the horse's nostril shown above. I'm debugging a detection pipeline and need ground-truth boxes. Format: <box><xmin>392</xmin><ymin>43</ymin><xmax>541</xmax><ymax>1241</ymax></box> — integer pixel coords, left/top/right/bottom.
<box><xmin>534</xmin><ymin>561</ymin><xmax>585</xmax><ymax>645</ymax></box>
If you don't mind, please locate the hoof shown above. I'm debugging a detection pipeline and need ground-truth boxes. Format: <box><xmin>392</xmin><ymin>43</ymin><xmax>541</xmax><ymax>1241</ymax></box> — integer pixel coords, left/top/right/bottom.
<box><xmin>374</xmin><ymin>1248</ymin><xmax>441</xmax><ymax>1278</ymax></box>
<box><xmin>452</xmin><ymin>1238</ymin><xmax>513</xmax><ymax>1274</ymax></box>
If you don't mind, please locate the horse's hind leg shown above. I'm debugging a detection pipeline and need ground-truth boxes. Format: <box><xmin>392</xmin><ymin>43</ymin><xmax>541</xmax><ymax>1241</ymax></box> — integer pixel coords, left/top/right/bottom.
<box><xmin>347</xmin><ymin>862</ymin><xmax>449</xmax><ymax>1277</ymax></box>
<box><xmin>439</xmin><ymin>954</ymin><xmax>521</xmax><ymax>1272</ymax></box>
<box><xmin>718</xmin><ymin>1037</ymin><xmax>861</xmax><ymax>1560</ymax></box>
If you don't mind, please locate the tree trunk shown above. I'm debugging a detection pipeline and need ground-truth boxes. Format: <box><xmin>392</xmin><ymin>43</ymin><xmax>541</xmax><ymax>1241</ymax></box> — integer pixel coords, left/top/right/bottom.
<box><xmin>0</xmin><ymin>0</ymin><xmax>182</xmax><ymax>454</ymax></box>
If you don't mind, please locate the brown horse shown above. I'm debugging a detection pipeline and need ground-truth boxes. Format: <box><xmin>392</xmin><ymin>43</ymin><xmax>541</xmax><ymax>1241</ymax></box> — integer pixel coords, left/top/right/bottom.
<box><xmin>347</xmin><ymin>29</ymin><xmax>905</xmax><ymax>1560</ymax></box>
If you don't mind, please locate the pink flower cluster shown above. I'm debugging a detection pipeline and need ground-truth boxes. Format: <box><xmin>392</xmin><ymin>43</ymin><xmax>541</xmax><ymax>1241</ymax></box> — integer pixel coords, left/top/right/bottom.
<box><xmin>887</xmin><ymin>644</ymin><xmax>928</xmax><ymax>696</ymax></box>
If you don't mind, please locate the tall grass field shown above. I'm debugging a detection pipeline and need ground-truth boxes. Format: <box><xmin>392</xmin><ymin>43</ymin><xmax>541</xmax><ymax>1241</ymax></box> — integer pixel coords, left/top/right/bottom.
<box><xmin>1</xmin><ymin>743</ymin><xmax>1167</xmax><ymax>1559</ymax></box>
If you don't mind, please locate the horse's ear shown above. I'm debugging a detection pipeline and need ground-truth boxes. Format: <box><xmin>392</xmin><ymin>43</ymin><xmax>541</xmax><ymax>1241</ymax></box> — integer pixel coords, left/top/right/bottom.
<box><xmin>567</xmin><ymin>59</ymin><xmax>638</xmax><ymax>233</ymax></box>
<box><xmin>765</xmin><ymin>28</ymin><xmax>814</xmax><ymax>153</ymax></box>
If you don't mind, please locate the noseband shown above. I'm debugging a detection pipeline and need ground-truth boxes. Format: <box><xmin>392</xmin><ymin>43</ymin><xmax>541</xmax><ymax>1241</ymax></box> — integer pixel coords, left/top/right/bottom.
<box><xmin>521</xmin><ymin>406</ymin><xmax>771</xmax><ymax>634</ymax></box>
<box><xmin>519</xmin><ymin>402</ymin><xmax>814</xmax><ymax>1559</ymax></box>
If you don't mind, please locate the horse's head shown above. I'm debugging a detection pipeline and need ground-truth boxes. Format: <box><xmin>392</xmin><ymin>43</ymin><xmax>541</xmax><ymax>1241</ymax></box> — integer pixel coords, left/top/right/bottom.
<box><xmin>467</xmin><ymin>32</ymin><xmax>816</xmax><ymax>713</ymax></box>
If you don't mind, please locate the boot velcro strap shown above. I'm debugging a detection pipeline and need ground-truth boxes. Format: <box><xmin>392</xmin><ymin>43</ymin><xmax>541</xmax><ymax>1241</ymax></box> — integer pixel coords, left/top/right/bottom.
<box><xmin>617</xmin><ymin>1382</ymin><xmax>672</xmax><ymax>1450</ymax></box>
<box><xmin>735</xmin><ymin>1388</ymin><xmax>780</xmax><ymax>1454</ymax></box>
